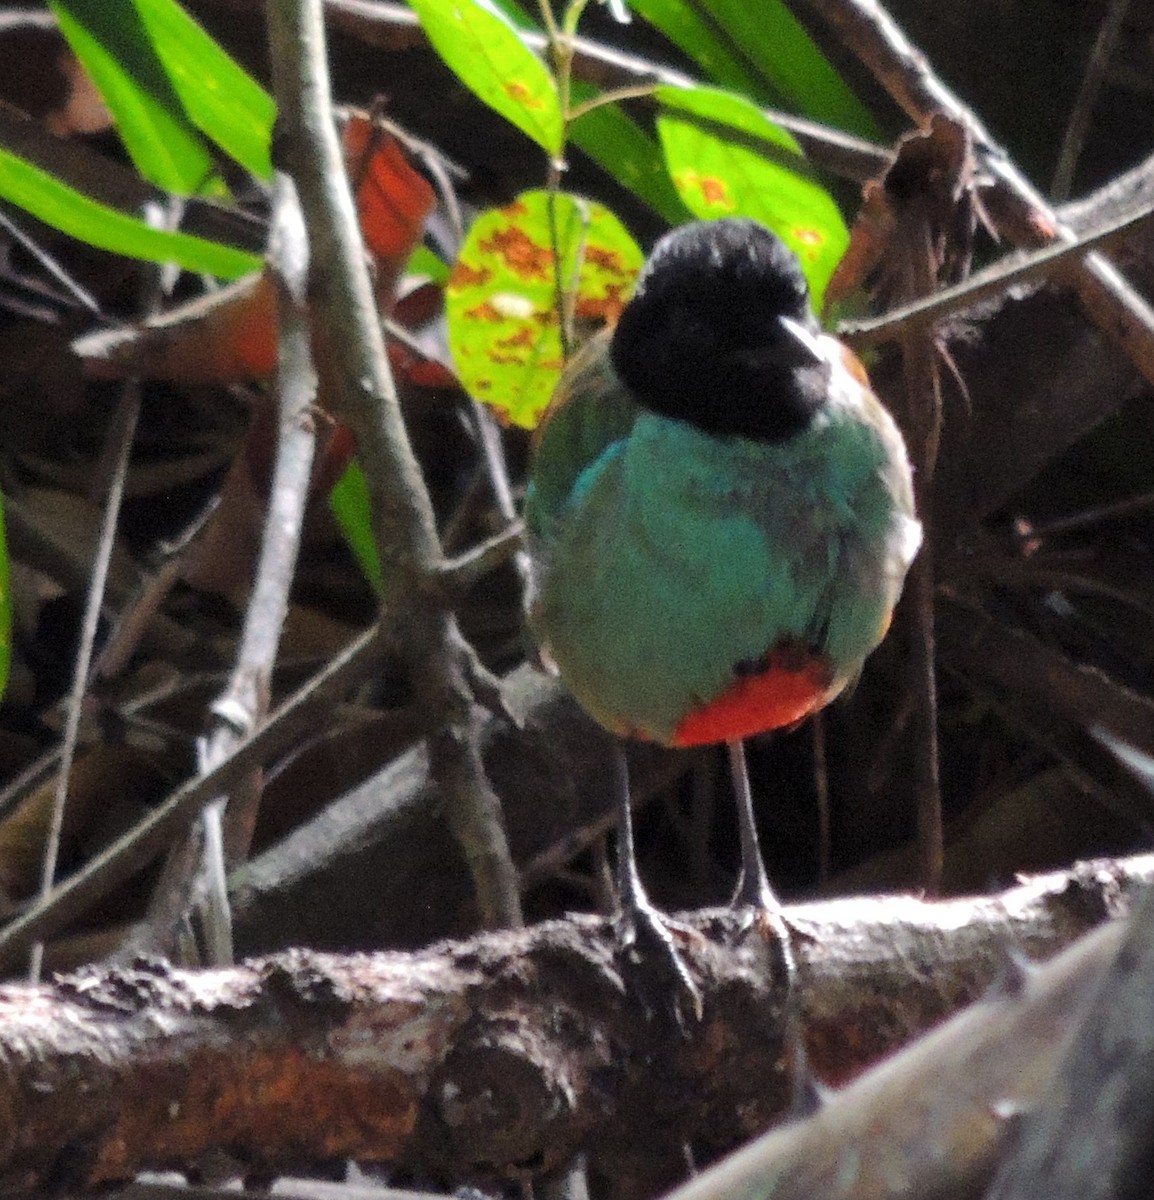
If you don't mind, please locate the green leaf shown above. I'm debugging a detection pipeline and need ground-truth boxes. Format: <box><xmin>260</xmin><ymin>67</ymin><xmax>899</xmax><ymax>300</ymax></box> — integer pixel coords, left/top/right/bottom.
<box><xmin>0</xmin><ymin>147</ymin><xmax>261</xmax><ymax>278</ymax></box>
<box><xmin>330</xmin><ymin>461</ymin><xmax>383</xmax><ymax>596</ymax></box>
<box><xmin>627</xmin><ymin>0</ymin><xmax>878</xmax><ymax>139</ymax></box>
<box><xmin>406</xmin><ymin>242</ymin><xmax>450</xmax><ymax>285</ymax></box>
<box><xmin>627</xmin><ymin>0</ymin><xmax>762</xmax><ymax>97</ymax></box>
<box><xmin>408</xmin><ymin>0</ymin><xmax>563</xmax><ymax>156</ymax></box>
<box><xmin>568</xmin><ymin>85</ymin><xmax>692</xmax><ymax>226</ymax></box>
<box><xmin>51</xmin><ymin>0</ymin><xmax>219</xmax><ymax>195</ymax></box>
<box><xmin>127</xmin><ymin>0</ymin><xmax>273</xmax><ymax>180</ymax></box>
<box><xmin>50</xmin><ymin>0</ymin><xmax>274</xmax><ymax>191</ymax></box>
<box><xmin>656</xmin><ymin>85</ymin><xmax>849</xmax><ymax>306</ymax></box>
<box><xmin>698</xmin><ymin>0</ymin><xmax>879</xmax><ymax>139</ymax></box>
<box><xmin>0</xmin><ymin>491</ymin><xmax>9</xmax><ymax>704</ymax></box>
<box><xmin>447</xmin><ymin>190</ymin><xmax>643</xmax><ymax>429</ymax></box>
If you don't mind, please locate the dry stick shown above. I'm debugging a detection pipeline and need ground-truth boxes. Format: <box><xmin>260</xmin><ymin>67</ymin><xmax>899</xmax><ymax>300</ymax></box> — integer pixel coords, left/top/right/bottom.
<box><xmin>322</xmin><ymin>0</ymin><xmax>891</xmax><ymax>184</ymax></box>
<box><xmin>664</xmin><ymin>919</ymin><xmax>1126</xmax><ymax>1200</ymax></box>
<box><xmin>26</xmin><ymin>196</ymin><xmax>186</xmax><ymax>982</ymax></box>
<box><xmin>898</xmin><ymin>217</ymin><xmax>943</xmax><ymax>893</ymax></box>
<box><xmin>471</xmin><ymin>397</ymin><xmax>532</xmax><ymax>591</ymax></box>
<box><xmin>798</xmin><ymin>0</ymin><xmax>1154</xmax><ymax>387</ymax></box>
<box><xmin>138</xmin><ymin>177</ymin><xmax>321</xmax><ymax>967</ymax></box>
<box><xmin>267</xmin><ymin>0</ymin><xmax>522</xmax><ymax>929</ymax></box>
<box><xmin>90</xmin><ymin>492</ymin><xmax>221</xmax><ymax>681</ymax></box>
<box><xmin>0</xmin><ymin>859</ymin><xmax>1145</xmax><ymax>1195</ymax></box>
<box><xmin>114</xmin><ymin>1181</ymin><xmax>457</xmax><ymax>1200</ymax></box>
<box><xmin>811</xmin><ymin>713</ymin><xmax>831</xmax><ymax>884</ymax></box>
<box><xmin>0</xmin><ymin>625</ymin><xmax>380</xmax><ymax>970</ymax></box>
<box><xmin>438</xmin><ymin>520</ymin><xmax>526</xmax><ymax>600</ymax></box>
<box><xmin>1051</xmin><ymin>0</ymin><xmax>1132</xmax><ymax>202</ymax></box>
<box><xmin>841</xmin><ymin>200</ymin><xmax>1154</xmax><ymax>349</ymax></box>
<box><xmin>0</xmin><ymin>205</ymin><xmax>102</xmax><ymax>315</ymax></box>
<box><xmin>28</xmin><ymin>380</ymin><xmax>140</xmax><ymax>985</ymax></box>
<box><xmin>985</xmin><ymin>739</ymin><xmax>1154</xmax><ymax>1200</ymax></box>
<box><xmin>987</xmin><ymin>875</ymin><xmax>1154</xmax><ymax>1200</ymax></box>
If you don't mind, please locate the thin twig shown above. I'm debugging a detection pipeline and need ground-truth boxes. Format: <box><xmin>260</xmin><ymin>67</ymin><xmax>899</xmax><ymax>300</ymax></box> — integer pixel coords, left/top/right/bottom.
<box><xmin>437</xmin><ymin>519</ymin><xmax>526</xmax><ymax>599</ymax></box>
<box><xmin>140</xmin><ymin>175</ymin><xmax>321</xmax><ymax>967</ymax></box>
<box><xmin>90</xmin><ymin>493</ymin><xmax>221</xmax><ymax>681</ymax></box>
<box><xmin>1027</xmin><ymin>490</ymin><xmax>1154</xmax><ymax>538</ymax></box>
<box><xmin>26</xmin><ymin>194</ymin><xmax>185</xmax><ymax>980</ymax></box>
<box><xmin>840</xmin><ymin>200</ymin><xmax>1154</xmax><ymax>349</ymax></box>
<box><xmin>115</xmin><ymin>1179</ymin><xmax>458</xmax><ymax>1200</ymax></box>
<box><xmin>0</xmin><ymin>625</ymin><xmax>381</xmax><ymax>970</ymax></box>
<box><xmin>28</xmin><ymin>380</ymin><xmax>140</xmax><ymax>984</ymax></box>
<box><xmin>0</xmin><ymin>206</ymin><xmax>103</xmax><ymax>315</ymax></box>
<box><xmin>1051</xmin><ymin>0</ymin><xmax>1132</xmax><ymax>202</ymax></box>
<box><xmin>812</xmin><ymin>712</ymin><xmax>831</xmax><ymax>884</ymax></box>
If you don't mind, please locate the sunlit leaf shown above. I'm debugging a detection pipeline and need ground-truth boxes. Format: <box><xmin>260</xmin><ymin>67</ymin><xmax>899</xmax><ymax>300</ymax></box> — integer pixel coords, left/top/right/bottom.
<box><xmin>330</xmin><ymin>461</ymin><xmax>383</xmax><ymax>596</ymax></box>
<box><xmin>627</xmin><ymin>0</ymin><xmax>878</xmax><ymax>138</ymax></box>
<box><xmin>51</xmin><ymin>0</ymin><xmax>274</xmax><ymax>188</ymax></box>
<box><xmin>701</xmin><ymin>0</ymin><xmax>878</xmax><ymax>138</ymax></box>
<box><xmin>656</xmin><ymin>84</ymin><xmax>848</xmax><ymax>306</ymax></box>
<box><xmin>627</xmin><ymin>0</ymin><xmax>761</xmax><ymax>96</ymax></box>
<box><xmin>51</xmin><ymin>0</ymin><xmax>221</xmax><ymax>195</ymax></box>
<box><xmin>127</xmin><ymin>0</ymin><xmax>274</xmax><ymax>179</ymax></box>
<box><xmin>446</xmin><ymin>190</ymin><xmax>643</xmax><ymax>429</ymax></box>
<box><xmin>0</xmin><ymin>147</ymin><xmax>261</xmax><ymax>278</ymax></box>
<box><xmin>408</xmin><ymin>0</ymin><xmax>563</xmax><ymax>156</ymax></box>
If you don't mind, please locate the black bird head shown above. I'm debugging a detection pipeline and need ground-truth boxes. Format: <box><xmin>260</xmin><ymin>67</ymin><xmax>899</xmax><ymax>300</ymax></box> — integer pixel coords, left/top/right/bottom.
<box><xmin>609</xmin><ymin>219</ymin><xmax>830</xmax><ymax>442</ymax></box>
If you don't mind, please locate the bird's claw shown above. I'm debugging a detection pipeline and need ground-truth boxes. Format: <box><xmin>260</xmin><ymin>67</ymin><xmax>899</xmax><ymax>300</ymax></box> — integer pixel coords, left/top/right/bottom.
<box><xmin>616</xmin><ymin>898</ymin><xmax>704</xmax><ymax>1028</ymax></box>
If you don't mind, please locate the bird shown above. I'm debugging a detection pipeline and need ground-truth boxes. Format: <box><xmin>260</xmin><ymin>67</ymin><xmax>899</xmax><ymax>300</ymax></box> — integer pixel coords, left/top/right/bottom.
<box><xmin>523</xmin><ymin>217</ymin><xmax>921</xmax><ymax>1006</ymax></box>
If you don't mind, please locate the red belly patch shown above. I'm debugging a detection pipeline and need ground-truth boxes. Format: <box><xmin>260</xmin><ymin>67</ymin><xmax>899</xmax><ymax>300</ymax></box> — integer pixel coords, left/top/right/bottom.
<box><xmin>672</xmin><ymin>643</ymin><xmax>835</xmax><ymax>747</ymax></box>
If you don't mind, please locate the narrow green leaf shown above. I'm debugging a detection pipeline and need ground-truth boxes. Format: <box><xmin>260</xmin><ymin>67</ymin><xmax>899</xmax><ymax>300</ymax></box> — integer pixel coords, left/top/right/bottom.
<box><xmin>447</xmin><ymin>190</ymin><xmax>643</xmax><ymax>429</ymax></box>
<box><xmin>0</xmin><ymin>492</ymin><xmax>9</xmax><ymax>704</ymax></box>
<box><xmin>408</xmin><ymin>0</ymin><xmax>563</xmax><ymax>156</ymax></box>
<box><xmin>700</xmin><ymin>0</ymin><xmax>879</xmax><ymax>139</ymax></box>
<box><xmin>130</xmin><ymin>0</ymin><xmax>274</xmax><ymax>180</ymax></box>
<box><xmin>627</xmin><ymin>0</ymin><xmax>878</xmax><ymax>139</ymax></box>
<box><xmin>330</xmin><ymin>461</ymin><xmax>383</xmax><ymax>596</ymax></box>
<box><xmin>627</xmin><ymin>0</ymin><xmax>762</xmax><ymax>97</ymax></box>
<box><xmin>0</xmin><ymin>147</ymin><xmax>261</xmax><ymax>278</ymax></box>
<box><xmin>422</xmin><ymin>0</ymin><xmax>691</xmax><ymax>223</ymax></box>
<box><xmin>656</xmin><ymin>85</ymin><xmax>848</xmax><ymax>306</ymax></box>
<box><xmin>50</xmin><ymin>0</ymin><xmax>221</xmax><ymax>196</ymax></box>
<box><xmin>51</xmin><ymin>0</ymin><xmax>274</xmax><ymax>189</ymax></box>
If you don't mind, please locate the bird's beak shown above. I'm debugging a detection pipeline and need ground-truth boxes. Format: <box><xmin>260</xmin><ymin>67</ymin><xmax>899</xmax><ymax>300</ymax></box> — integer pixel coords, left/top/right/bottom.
<box><xmin>777</xmin><ymin>315</ymin><xmax>825</xmax><ymax>366</ymax></box>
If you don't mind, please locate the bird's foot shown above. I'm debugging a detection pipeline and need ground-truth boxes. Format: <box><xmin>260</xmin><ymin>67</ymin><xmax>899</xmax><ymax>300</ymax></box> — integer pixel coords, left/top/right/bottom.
<box><xmin>615</xmin><ymin>893</ymin><xmax>704</xmax><ymax>1028</ymax></box>
<box><xmin>730</xmin><ymin>871</ymin><xmax>797</xmax><ymax>992</ymax></box>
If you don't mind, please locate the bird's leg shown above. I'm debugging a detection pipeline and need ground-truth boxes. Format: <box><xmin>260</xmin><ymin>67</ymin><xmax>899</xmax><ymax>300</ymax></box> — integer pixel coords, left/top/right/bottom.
<box><xmin>727</xmin><ymin>738</ymin><xmax>796</xmax><ymax>983</ymax></box>
<box><xmin>727</xmin><ymin>738</ymin><xmax>778</xmax><ymax>909</ymax></box>
<box><xmin>612</xmin><ymin>743</ymin><xmax>703</xmax><ymax>1023</ymax></box>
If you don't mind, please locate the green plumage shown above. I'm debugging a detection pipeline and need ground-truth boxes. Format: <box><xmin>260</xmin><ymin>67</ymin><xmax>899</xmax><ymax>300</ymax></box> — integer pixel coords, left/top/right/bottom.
<box><xmin>525</xmin><ymin>328</ymin><xmax>919</xmax><ymax>745</ymax></box>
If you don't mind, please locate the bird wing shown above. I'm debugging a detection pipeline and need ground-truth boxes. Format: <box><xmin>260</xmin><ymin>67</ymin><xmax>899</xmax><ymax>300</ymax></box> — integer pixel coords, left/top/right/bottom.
<box><xmin>524</xmin><ymin>328</ymin><xmax>640</xmax><ymax>546</ymax></box>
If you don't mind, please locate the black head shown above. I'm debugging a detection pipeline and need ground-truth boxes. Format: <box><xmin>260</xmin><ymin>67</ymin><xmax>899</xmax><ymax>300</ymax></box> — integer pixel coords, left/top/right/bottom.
<box><xmin>609</xmin><ymin>219</ymin><xmax>830</xmax><ymax>442</ymax></box>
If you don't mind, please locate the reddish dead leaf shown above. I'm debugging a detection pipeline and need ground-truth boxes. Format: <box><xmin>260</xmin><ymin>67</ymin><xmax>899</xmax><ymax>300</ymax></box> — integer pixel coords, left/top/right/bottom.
<box><xmin>73</xmin><ymin>272</ymin><xmax>277</xmax><ymax>383</ymax></box>
<box><xmin>343</xmin><ymin>113</ymin><xmax>436</xmax><ymax>307</ymax></box>
<box><xmin>72</xmin><ymin>118</ymin><xmax>436</xmax><ymax>387</ymax></box>
<box><xmin>826</xmin><ymin>114</ymin><xmax>993</xmax><ymax>312</ymax></box>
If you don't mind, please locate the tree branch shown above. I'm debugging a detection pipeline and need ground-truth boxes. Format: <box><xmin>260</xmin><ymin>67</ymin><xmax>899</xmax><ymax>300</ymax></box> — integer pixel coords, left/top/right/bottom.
<box><xmin>266</xmin><ymin>0</ymin><xmax>522</xmax><ymax>929</ymax></box>
<box><xmin>0</xmin><ymin>856</ymin><xmax>1144</xmax><ymax>1197</ymax></box>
